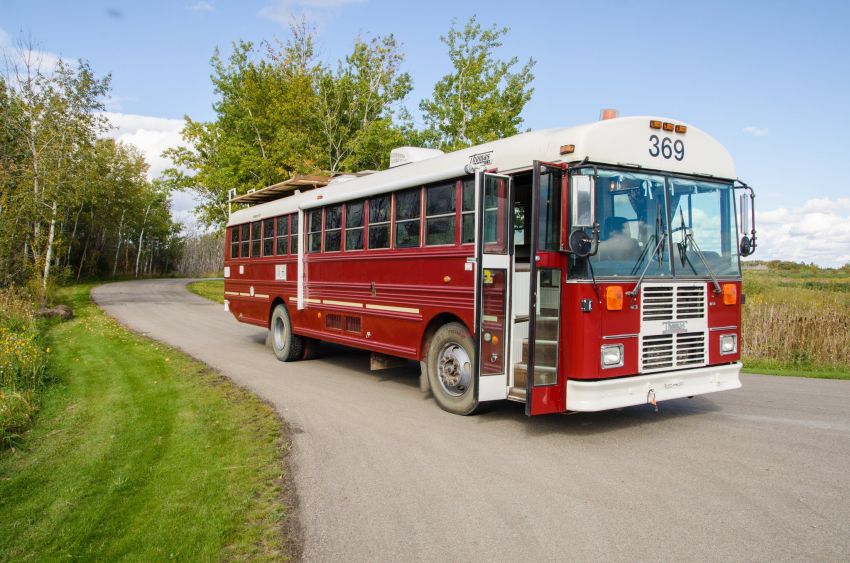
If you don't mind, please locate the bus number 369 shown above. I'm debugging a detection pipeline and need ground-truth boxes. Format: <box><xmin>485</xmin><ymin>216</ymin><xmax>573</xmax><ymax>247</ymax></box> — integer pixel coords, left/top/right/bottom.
<box><xmin>648</xmin><ymin>135</ymin><xmax>685</xmax><ymax>161</ymax></box>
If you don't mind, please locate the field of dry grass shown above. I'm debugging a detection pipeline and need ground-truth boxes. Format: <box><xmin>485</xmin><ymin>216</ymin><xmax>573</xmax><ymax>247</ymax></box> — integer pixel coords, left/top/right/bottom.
<box><xmin>742</xmin><ymin>263</ymin><xmax>850</xmax><ymax>378</ymax></box>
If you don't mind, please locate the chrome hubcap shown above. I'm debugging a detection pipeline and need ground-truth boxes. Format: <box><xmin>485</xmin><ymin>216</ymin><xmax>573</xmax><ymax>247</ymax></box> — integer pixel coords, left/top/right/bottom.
<box><xmin>273</xmin><ymin>316</ymin><xmax>285</xmax><ymax>350</ymax></box>
<box><xmin>436</xmin><ymin>343</ymin><xmax>472</xmax><ymax>397</ymax></box>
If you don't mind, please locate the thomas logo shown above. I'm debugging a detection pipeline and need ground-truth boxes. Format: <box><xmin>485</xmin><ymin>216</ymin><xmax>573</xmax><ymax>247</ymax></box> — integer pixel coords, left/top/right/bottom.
<box><xmin>662</xmin><ymin>321</ymin><xmax>688</xmax><ymax>334</ymax></box>
<box><xmin>469</xmin><ymin>151</ymin><xmax>493</xmax><ymax>167</ymax></box>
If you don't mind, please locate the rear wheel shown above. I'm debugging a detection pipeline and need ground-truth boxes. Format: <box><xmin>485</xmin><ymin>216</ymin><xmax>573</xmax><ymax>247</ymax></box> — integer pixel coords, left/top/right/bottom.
<box><xmin>426</xmin><ymin>322</ymin><xmax>479</xmax><ymax>415</ymax></box>
<box><xmin>270</xmin><ymin>304</ymin><xmax>303</xmax><ymax>362</ymax></box>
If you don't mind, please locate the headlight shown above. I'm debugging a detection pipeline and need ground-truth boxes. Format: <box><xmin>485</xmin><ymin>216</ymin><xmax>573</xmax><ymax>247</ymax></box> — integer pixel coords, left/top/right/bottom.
<box><xmin>601</xmin><ymin>344</ymin><xmax>624</xmax><ymax>368</ymax></box>
<box><xmin>720</xmin><ymin>334</ymin><xmax>737</xmax><ymax>355</ymax></box>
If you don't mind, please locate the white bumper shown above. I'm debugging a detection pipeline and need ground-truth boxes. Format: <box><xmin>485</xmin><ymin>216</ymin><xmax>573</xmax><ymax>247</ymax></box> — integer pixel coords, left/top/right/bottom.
<box><xmin>566</xmin><ymin>363</ymin><xmax>742</xmax><ymax>412</ymax></box>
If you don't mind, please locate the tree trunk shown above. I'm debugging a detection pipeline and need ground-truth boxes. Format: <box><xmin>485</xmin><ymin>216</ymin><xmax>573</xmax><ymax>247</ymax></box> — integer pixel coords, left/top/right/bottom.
<box><xmin>135</xmin><ymin>202</ymin><xmax>152</xmax><ymax>277</ymax></box>
<box><xmin>112</xmin><ymin>209</ymin><xmax>125</xmax><ymax>278</ymax></box>
<box><xmin>41</xmin><ymin>199</ymin><xmax>58</xmax><ymax>300</ymax></box>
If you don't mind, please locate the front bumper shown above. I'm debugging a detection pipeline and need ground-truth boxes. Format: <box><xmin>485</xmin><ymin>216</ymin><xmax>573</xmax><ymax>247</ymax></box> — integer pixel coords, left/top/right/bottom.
<box><xmin>566</xmin><ymin>362</ymin><xmax>742</xmax><ymax>412</ymax></box>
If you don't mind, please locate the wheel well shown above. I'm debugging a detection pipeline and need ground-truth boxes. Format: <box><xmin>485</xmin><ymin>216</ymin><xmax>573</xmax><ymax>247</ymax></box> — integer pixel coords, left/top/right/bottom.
<box><xmin>420</xmin><ymin>313</ymin><xmax>468</xmax><ymax>360</ymax></box>
<box><xmin>268</xmin><ymin>297</ymin><xmax>286</xmax><ymax>328</ymax></box>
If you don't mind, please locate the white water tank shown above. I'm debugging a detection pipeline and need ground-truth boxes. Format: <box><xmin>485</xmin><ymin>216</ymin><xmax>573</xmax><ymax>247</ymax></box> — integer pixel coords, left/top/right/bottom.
<box><xmin>389</xmin><ymin>146</ymin><xmax>444</xmax><ymax>168</ymax></box>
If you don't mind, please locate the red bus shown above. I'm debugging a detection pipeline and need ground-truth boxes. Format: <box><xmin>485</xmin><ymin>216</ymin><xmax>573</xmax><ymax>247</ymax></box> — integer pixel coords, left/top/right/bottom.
<box><xmin>223</xmin><ymin>115</ymin><xmax>757</xmax><ymax>416</ymax></box>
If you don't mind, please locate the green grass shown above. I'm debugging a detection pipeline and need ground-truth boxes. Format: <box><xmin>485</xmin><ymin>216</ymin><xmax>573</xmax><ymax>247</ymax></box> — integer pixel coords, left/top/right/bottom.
<box><xmin>0</xmin><ymin>284</ymin><xmax>296</xmax><ymax>560</ymax></box>
<box><xmin>188</xmin><ymin>279</ymin><xmax>225</xmax><ymax>304</ymax></box>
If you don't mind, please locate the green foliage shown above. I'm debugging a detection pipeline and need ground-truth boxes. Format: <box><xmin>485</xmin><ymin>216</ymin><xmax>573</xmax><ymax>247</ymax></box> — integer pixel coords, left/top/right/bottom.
<box><xmin>187</xmin><ymin>279</ymin><xmax>225</xmax><ymax>304</ymax></box>
<box><xmin>742</xmin><ymin>267</ymin><xmax>850</xmax><ymax>378</ymax></box>
<box><xmin>419</xmin><ymin>16</ymin><xmax>536</xmax><ymax>151</ymax></box>
<box><xmin>0</xmin><ymin>285</ymin><xmax>292</xmax><ymax>559</ymax></box>
<box><xmin>0</xmin><ymin>288</ymin><xmax>50</xmax><ymax>448</ymax></box>
<box><xmin>0</xmin><ymin>39</ymin><xmax>181</xmax><ymax>292</ymax></box>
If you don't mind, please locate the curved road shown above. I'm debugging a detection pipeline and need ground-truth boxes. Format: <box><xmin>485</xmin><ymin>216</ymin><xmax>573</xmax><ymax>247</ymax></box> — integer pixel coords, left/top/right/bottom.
<box><xmin>93</xmin><ymin>279</ymin><xmax>850</xmax><ymax>562</ymax></box>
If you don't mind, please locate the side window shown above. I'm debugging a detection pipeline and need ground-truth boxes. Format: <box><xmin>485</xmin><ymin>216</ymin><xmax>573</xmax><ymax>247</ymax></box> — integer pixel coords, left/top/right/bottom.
<box><xmin>461</xmin><ymin>178</ymin><xmax>475</xmax><ymax>243</ymax></box>
<box><xmin>426</xmin><ymin>181</ymin><xmax>456</xmax><ymax>246</ymax></box>
<box><xmin>240</xmin><ymin>224</ymin><xmax>249</xmax><ymax>258</ymax></box>
<box><xmin>346</xmin><ymin>201</ymin><xmax>364</xmax><ymax>251</ymax></box>
<box><xmin>290</xmin><ymin>213</ymin><xmax>299</xmax><ymax>254</ymax></box>
<box><xmin>262</xmin><ymin>219</ymin><xmax>275</xmax><ymax>256</ymax></box>
<box><xmin>276</xmin><ymin>215</ymin><xmax>288</xmax><ymax>255</ymax></box>
<box><xmin>395</xmin><ymin>188</ymin><xmax>421</xmax><ymax>248</ymax></box>
<box><xmin>308</xmin><ymin>210</ymin><xmax>322</xmax><ymax>253</ymax></box>
<box><xmin>324</xmin><ymin>205</ymin><xmax>342</xmax><ymax>252</ymax></box>
<box><xmin>368</xmin><ymin>196</ymin><xmax>390</xmax><ymax>249</ymax></box>
<box><xmin>251</xmin><ymin>221</ymin><xmax>261</xmax><ymax>258</ymax></box>
<box><xmin>230</xmin><ymin>227</ymin><xmax>239</xmax><ymax>259</ymax></box>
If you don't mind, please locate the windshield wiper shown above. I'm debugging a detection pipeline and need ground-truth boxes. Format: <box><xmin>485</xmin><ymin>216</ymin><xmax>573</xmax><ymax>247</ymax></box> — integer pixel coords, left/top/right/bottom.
<box><xmin>683</xmin><ymin>232</ymin><xmax>722</xmax><ymax>294</ymax></box>
<box><xmin>627</xmin><ymin>232</ymin><xmax>667</xmax><ymax>298</ymax></box>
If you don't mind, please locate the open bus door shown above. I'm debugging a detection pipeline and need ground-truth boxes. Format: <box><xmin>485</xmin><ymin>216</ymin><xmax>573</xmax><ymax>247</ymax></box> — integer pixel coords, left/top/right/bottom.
<box><xmin>474</xmin><ymin>172</ymin><xmax>513</xmax><ymax>403</ymax></box>
<box><xmin>526</xmin><ymin>161</ymin><xmax>567</xmax><ymax>415</ymax></box>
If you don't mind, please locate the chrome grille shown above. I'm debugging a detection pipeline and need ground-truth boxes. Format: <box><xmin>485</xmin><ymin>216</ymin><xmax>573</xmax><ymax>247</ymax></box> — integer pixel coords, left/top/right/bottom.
<box><xmin>642</xmin><ymin>286</ymin><xmax>674</xmax><ymax>321</ymax></box>
<box><xmin>641</xmin><ymin>332</ymin><xmax>706</xmax><ymax>372</ymax></box>
<box><xmin>676</xmin><ymin>286</ymin><xmax>705</xmax><ymax>319</ymax></box>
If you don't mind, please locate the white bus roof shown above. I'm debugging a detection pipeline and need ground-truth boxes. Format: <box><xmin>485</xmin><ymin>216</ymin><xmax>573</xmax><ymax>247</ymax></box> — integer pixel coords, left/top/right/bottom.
<box><xmin>228</xmin><ymin>116</ymin><xmax>736</xmax><ymax>226</ymax></box>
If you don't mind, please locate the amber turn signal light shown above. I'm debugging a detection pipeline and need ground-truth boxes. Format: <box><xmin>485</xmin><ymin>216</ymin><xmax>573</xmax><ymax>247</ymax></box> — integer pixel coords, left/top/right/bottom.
<box><xmin>606</xmin><ymin>286</ymin><xmax>624</xmax><ymax>311</ymax></box>
<box><xmin>722</xmin><ymin>283</ymin><xmax>737</xmax><ymax>305</ymax></box>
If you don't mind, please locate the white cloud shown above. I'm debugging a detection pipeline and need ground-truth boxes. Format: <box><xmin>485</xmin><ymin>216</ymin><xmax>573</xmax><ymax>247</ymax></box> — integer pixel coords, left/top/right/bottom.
<box><xmin>742</xmin><ymin>125</ymin><xmax>769</xmax><ymax>137</ymax></box>
<box><xmin>188</xmin><ymin>1</ymin><xmax>215</xmax><ymax>13</ymax></box>
<box><xmin>102</xmin><ymin>112</ymin><xmax>201</xmax><ymax>231</ymax></box>
<box><xmin>258</xmin><ymin>0</ymin><xmax>364</xmax><ymax>25</ymax></box>
<box><xmin>102</xmin><ymin>112</ymin><xmax>186</xmax><ymax>179</ymax></box>
<box><xmin>753</xmin><ymin>197</ymin><xmax>850</xmax><ymax>267</ymax></box>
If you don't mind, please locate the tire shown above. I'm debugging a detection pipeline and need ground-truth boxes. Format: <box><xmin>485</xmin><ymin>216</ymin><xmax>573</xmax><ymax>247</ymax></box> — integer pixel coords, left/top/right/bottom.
<box><xmin>426</xmin><ymin>322</ymin><xmax>479</xmax><ymax>415</ymax></box>
<box><xmin>300</xmin><ymin>337</ymin><xmax>320</xmax><ymax>360</ymax></box>
<box><xmin>269</xmin><ymin>304</ymin><xmax>304</xmax><ymax>362</ymax></box>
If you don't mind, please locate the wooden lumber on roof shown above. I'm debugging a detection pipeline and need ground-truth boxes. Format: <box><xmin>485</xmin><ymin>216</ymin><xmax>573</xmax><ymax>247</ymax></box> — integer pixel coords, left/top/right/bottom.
<box><xmin>229</xmin><ymin>174</ymin><xmax>331</xmax><ymax>205</ymax></box>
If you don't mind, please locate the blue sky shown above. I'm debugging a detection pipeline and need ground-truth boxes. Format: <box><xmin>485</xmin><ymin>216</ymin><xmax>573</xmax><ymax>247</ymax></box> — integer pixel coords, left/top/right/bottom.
<box><xmin>2</xmin><ymin>0</ymin><xmax>850</xmax><ymax>265</ymax></box>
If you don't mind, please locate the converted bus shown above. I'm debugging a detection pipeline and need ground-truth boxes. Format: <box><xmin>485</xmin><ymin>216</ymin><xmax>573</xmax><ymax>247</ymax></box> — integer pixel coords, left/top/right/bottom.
<box><xmin>223</xmin><ymin>115</ymin><xmax>757</xmax><ymax>416</ymax></box>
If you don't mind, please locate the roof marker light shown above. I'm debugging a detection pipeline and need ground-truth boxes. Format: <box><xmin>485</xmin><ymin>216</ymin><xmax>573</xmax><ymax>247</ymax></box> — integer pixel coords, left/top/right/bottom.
<box><xmin>600</xmin><ymin>108</ymin><xmax>619</xmax><ymax>120</ymax></box>
<box><xmin>662</xmin><ymin>122</ymin><xmax>675</xmax><ymax>132</ymax></box>
<box><xmin>560</xmin><ymin>144</ymin><xmax>575</xmax><ymax>155</ymax></box>
<box><xmin>675</xmin><ymin>124</ymin><xmax>687</xmax><ymax>134</ymax></box>
<box><xmin>650</xmin><ymin>120</ymin><xmax>662</xmax><ymax>129</ymax></box>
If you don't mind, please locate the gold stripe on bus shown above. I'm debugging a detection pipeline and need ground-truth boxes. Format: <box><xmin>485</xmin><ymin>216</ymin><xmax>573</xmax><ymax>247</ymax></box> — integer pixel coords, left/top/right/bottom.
<box><xmin>322</xmin><ymin>300</ymin><xmax>363</xmax><ymax>308</ymax></box>
<box><xmin>288</xmin><ymin>297</ymin><xmax>297</xmax><ymax>303</ymax></box>
<box><xmin>305</xmin><ymin>298</ymin><xmax>322</xmax><ymax>304</ymax></box>
<box><xmin>239</xmin><ymin>292</ymin><xmax>251</xmax><ymax>297</ymax></box>
<box><xmin>482</xmin><ymin>315</ymin><xmax>498</xmax><ymax>322</ymax></box>
<box><xmin>365</xmin><ymin>303</ymin><xmax>420</xmax><ymax>314</ymax></box>
<box><xmin>254</xmin><ymin>294</ymin><xmax>269</xmax><ymax>299</ymax></box>
<box><xmin>224</xmin><ymin>291</ymin><xmax>239</xmax><ymax>296</ymax></box>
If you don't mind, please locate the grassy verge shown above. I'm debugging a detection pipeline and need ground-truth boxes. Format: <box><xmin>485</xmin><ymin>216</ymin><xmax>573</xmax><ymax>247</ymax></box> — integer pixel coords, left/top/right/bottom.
<box><xmin>188</xmin><ymin>279</ymin><xmax>225</xmax><ymax>304</ymax></box>
<box><xmin>0</xmin><ymin>284</ymin><xmax>296</xmax><ymax>560</ymax></box>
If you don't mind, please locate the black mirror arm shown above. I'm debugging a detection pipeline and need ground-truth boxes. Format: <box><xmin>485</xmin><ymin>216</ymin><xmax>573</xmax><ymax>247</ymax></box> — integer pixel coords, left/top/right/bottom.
<box><xmin>735</xmin><ymin>179</ymin><xmax>757</xmax><ymax>255</ymax></box>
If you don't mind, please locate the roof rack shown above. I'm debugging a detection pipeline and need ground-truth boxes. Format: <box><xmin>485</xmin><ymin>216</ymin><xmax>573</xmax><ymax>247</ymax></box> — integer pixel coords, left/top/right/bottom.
<box><xmin>229</xmin><ymin>174</ymin><xmax>331</xmax><ymax>206</ymax></box>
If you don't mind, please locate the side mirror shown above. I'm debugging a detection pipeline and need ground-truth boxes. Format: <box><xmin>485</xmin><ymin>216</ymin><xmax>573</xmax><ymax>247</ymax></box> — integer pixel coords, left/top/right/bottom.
<box><xmin>569</xmin><ymin>230</ymin><xmax>592</xmax><ymax>257</ymax></box>
<box><xmin>739</xmin><ymin>235</ymin><xmax>753</xmax><ymax>256</ymax></box>
<box><xmin>571</xmin><ymin>175</ymin><xmax>595</xmax><ymax>228</ymax></box>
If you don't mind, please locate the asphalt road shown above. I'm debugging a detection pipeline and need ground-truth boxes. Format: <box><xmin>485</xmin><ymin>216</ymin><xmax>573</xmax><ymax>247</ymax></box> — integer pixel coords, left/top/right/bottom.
<box><xmin>93</xmin><ymin>279</ymin><xmax>850</xmax><ymax>562</ymax></box>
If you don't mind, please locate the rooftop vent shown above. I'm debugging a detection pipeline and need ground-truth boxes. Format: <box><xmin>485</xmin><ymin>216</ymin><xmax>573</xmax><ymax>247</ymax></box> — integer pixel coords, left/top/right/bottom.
<box><xmin>389</xmin><ymin>146</ymin><xmax>444</xmax><ymax>168</ymax></box>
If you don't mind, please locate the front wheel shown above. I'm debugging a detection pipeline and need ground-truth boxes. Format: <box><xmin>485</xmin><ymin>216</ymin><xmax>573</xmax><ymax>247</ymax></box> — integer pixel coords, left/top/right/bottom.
<box><xmin>426</xmin><ymin>322</ymin><xmax>479</xmax><ymax>415</ymax></box>
<box><xmin>270</xmin><ymin>304</ymin><xmax>303</xmax><ymax>362</ymax></box>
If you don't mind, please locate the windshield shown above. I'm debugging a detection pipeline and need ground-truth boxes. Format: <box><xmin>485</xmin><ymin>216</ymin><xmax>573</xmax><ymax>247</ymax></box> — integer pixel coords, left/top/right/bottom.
<box><xmin>568</xmin><ymin>168</ymin><xmax>740</xmax><ymax>279</ymax></box>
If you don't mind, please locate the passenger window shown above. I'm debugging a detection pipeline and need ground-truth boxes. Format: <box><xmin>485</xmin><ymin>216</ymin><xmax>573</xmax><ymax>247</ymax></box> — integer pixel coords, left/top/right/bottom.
<box><xmin>395</xmin><ymin>188</ymin><xmax>421</xmax><ymax>248</ymax></box>
<box><xmin>262</xmin><ymin>219</ymin><xmax>275</xmax><ymax>256</ymax></box>
<box><xmin>368</xmin><ymin>196</ymin><xmax>390</xmax><ymax>249</ymax></box>
<box><xmin>276</xmin><ymin>216</ymin><xmax>288</xmax><ymax>255</ymax></box>
<box><xmin>251</xmin><ymin>221</ymin><xmax>261</xmax><ymax>257</ymax></box>
<box><xmin>230</xmin><ymin>227</ymin><xmax>239</xmax><ymax>259</ymax></box>
<box><xmin>290</xmin><ymin>214</ymin><xmax>299</xmax><ymax>254</ymax></box>
<box><xmin>240</xmin><ymin>224</ymin><xmax>249</xmax><ymax>258</ymax></box>
<box><xmin>346</xmin><ymin>201</ymin><xmax>364</xmax><ymax>251</ymax></box>
<box><xmin>308</xmin><ymin>210</ymin><xmax>322</xmax><ymax>253</ymax></box>
<box><xmin>461</xmin><ymin>178</ymin><xmax>475</xmax><ymax>244</ymax></box>
<box><xmin>324</xmin><ymin>205</ymin><xmax>342</xmax><ymax>252</ymax></box>
<box><xmin>426</xmin><ymin>181</ymin><xmax>456</xmax><ymax>246</ymax></box>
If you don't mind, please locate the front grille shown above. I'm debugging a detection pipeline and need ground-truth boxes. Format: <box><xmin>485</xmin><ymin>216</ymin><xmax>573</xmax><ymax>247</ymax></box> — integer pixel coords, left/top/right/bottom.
<box><xmin>676</xmin><ymin>286</ymin><xmax>705</xmax><ymax>318</ymax></box>
<box><xmin>641</xmin><ymin>331</ymin><xmax>706</xmax><ymax>372</ymax></box>
<box><xmin>642</xmin><ymin>285</ymin><xmax>706</xmax><ymax>322</ymax></box>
